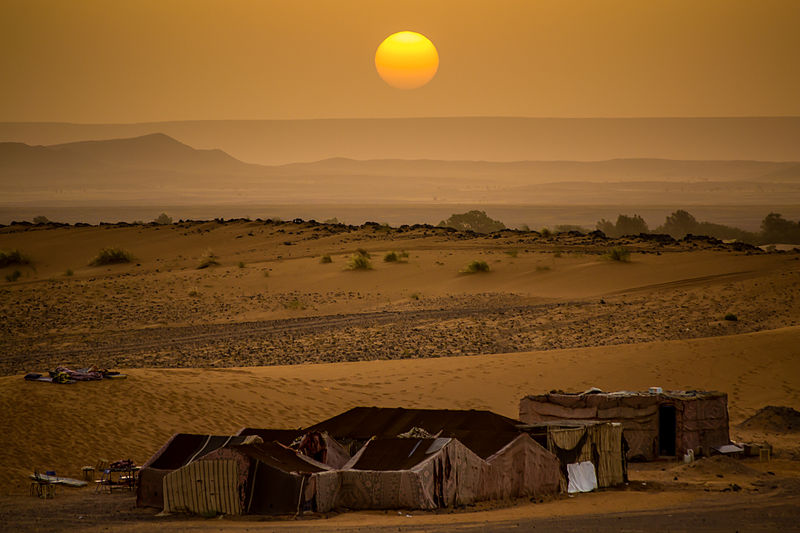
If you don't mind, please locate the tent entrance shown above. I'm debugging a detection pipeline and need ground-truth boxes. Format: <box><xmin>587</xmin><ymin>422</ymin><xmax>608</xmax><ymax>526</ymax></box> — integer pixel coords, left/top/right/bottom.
<box><xmin>658</xmin><ymin>405</ymin><xmax>677</xmax><ymax>456</ymax></box>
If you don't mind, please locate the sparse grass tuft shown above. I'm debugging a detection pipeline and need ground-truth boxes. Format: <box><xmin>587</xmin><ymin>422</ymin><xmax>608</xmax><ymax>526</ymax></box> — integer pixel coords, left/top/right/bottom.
<box><xmin>237</xmin><ymin>261</ymin><xmax>245</xmax><ymax>268</ymax></box>
<box><xmin>347</xmin><ymin>253</ymin><xmax>373</xmax><ymax>270</ymax></box>
<box><xmin>263</xmin><ymin>270</ymin><xmax>270</xmax><ymax>277</ymax></box>
<box><xmin>410</xmin><ymin>292</ymin><xmax>420</xmax><ymax>300</ymax></box>
<box><xmin>320</xmin><ymin>254</ymin><xmax>333</xmax><ymax>264</ymax></box>
<box><xmin>505</xmin><ymin>249</ymin><xmax>519</xmax><ymax>258</ymax></box>
<box><xmin>355</xmin><ymin>248</ymin><xmax>371</xmax><ymax>258</ymax></box>
<box><xmin>5</xmin><ymin>269</ymin><xmax>21</xmax><ymax>282</ymax></box>
<box><xmin>90</xmin><ymin>247</ymin><xmax>133</xmax><ymax>266</ymax></box>
<box><xmin>724</xmin><ymin>313</ymin><xmax>738</xmax><ymax>322</ymax></box>
<box><xmin>188</xmin><ymin>288</ymin><xmax>200</xmax><ymax>297</ymax></box>
<box><xmin>536</xmin><ymin>265</ymin><xmax>551</xmax><ymax>272</ymax></box>
<box><xmin>461</xmin><ymin>260</ymin><xmax>490</xmax><ymax>274</ymax></box>
<box><xmin>0</xmin><ymin>250</ymin><xmax>30</xmax><ymax>268</ymax></box>
<box><xmin>197</xmin><ymin>249</ymin><xmax>220</xmax><ymax>269</ymax></box>
<box><xmin>605</xmin><ymin>247</ymin><xmax>631</xmax><ymax>262</ymax></box>
<box><xmin>553</xmin><ymin>251</ymin><xmax>562</xmax><ymax>258</ymax></box>
<box><xmin>64</xmin><ymin>268</ymin><xmax>74</xmax><ymax>277</ymax></box>
<box><xmin>384</xmin><ymin>251</ymin><xmax>408</xmax><ymax>263</ymax></box>
<box><xmin>283</xmin><ymin>298</ymin><xmax>305</xmax><ymax>310</ymax></box>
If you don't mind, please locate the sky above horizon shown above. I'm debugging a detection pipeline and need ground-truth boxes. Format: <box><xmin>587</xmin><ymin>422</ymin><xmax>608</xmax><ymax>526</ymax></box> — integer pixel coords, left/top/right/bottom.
<box><xmin>2</xmin><ymin>0</ymin><xmax>799</xmax><ymax>123</ymax></box>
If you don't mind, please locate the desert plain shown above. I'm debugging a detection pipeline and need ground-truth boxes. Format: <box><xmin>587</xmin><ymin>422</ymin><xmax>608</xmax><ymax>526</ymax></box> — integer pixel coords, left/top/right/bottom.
<box><xmin>1</xmin><ymin>218</ymin><xmax>799</xmax><ymax>532</ymax></box>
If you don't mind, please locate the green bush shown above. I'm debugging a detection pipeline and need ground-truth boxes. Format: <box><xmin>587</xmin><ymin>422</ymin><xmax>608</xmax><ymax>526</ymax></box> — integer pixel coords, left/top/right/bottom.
<box><xmin>605</xmin><ymin>247</ymin><xmax>631</xmax><ymax>262</ymax></box>
<box><xmin>0</xmin><ymin>250</ymin><xmax>30</xmax><ymax>268</ymax></box>
<box><xmin>90</xmin><ymin>247</ymin><xmax>133</xmax><ymax>266</ymax></box>
<box><xmin>724</xmin><ymin>313</ymin><xmax>738</xmax><ymax>322</ymax></box>
<box><xmin>347</xmin><ymin>253</ymin><xmax>373</xmax><ymax>270</ymax></box>
<box><xmin>5</xmin><ymin>269</ymin><xmax>21</xmax><ymax>282</ymax></box>
<box><xmin>462</xmin><ymin>260</ymin><xmax>490</xmax><ymax>274</ymax></box>
<box><xmin>320</xmin><ymin>254</ymin><xmax>333</xmax><ymax>264</ymax></box>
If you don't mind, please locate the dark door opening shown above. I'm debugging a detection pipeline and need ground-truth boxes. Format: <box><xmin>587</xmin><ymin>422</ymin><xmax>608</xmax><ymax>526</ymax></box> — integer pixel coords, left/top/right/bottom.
<box><xmin>658</xmin><ymin>405</ymin><xmax>677</xmax><ymax>456</ymax></box>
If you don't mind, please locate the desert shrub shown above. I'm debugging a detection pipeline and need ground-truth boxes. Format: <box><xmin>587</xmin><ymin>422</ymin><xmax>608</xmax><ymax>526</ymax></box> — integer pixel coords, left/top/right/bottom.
<box><xmin>64</xmin><ymin>268</ymin><xmax>74</xmax><ymax>277</ymax></box>
<box><xmin>347</xmin><ymin>253</ymin><xmax>372</xmax><ymax>270</ymax></box>
<box><xmin>384</xmin><ymin>251</ymin><xmax>408</xmax><ymax>263</ymax></box>
<box><xmin>0</xmin><ymin>250</ymin><xmax>30</xmax><ymax>268</ymax></box>
<box><xmin>237</xmin><ymin>261</ymin><xmax>245</xmax><ymax>268</ymax></box>
<box><xmin>90</xmin><ymin>247</ymin><xmax>133</xmax><ymax>266</ymax></box>
<box><xmin>320</xmin><ymin>254</ymin><xmax>333</xmax><ymax>264</ymax></box>
<box><xmin>197</xmin><ymin>249</ymin><xmax>220</xmax><ymax>269</ymax></box>
<box><xmin>605</xmin><ymin>247</ymin><xmax>631</xmax><ymax>262</ymax></box>
<box><xmin>540</xmin><ymin>228</ymin><xmax>551</xmax><ymax>237</ymax></box>
<box><xmin>263</xmin><ymin>270</ymin><xmax>270</xmax><ymax>277</ymax></box>
<box><xmin>355</xmin><ymin>248</ymin><xmax>371</xmax><ymax>258</ymax></box>
<box><xmin>153</xmin><ymin>212</ymin><xmax>173</xmax><ymax>225</ymax></box>
<box><xmin>724</xmin><ymin>313</ymin><xmax>738</xmax><ymax>321</ymax></box>
<box><xmin>5</xmin><ymin>269</ymin><xmax>21</xmax><ymax>282</ymax></box>
<box><xmin>536</xmin><ymin>265</ymin><xmax>551</xmax><ymax>272</ymax></box>
<box><xmin>410</xmin><ymin>292</ymin><xmax>420</xmax><ymax>300</ymax></box>
<box><xmin>33</xmin><ymin>215</ymin><xmax>50</xmax><ymax>224</ymax></box>
<box><xmin>438</xmin><ymin>210</ymin><xmax>506</xmax><ymax>233</ymax></box>
<box><xmin>553</xmin><ymin>251</ymin><xmax>562</xmax><ymax>258</ymax></box>
<box><xmin>188</xmin><ymin>288</ymin><xmax>200</xmax><ymax>297</ymax></box>
<box><xmin>505</xmin><ymin>249</ymin><xmax>519</xmax><ymax>258</ymax></box>
<box><xmin>462</xmin><ymin>260</ymin><xmax>490</xmax><ymax>274</ymax></box>
<box><xmin>323</xmin><ymin>217</ymin><xmax>340</xmax><ymax>224</ymax></box>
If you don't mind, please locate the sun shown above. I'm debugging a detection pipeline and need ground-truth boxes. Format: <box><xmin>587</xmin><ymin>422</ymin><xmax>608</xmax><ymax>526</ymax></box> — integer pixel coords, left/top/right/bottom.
<box><xmin>375</xmin><ymin>31</ymin><xmax>439</xmax><ymax>90</ymax></box>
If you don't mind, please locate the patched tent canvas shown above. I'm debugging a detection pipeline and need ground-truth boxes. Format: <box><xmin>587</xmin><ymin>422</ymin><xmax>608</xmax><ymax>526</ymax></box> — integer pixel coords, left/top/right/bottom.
<box><xmin>520</xmin><ymin>390</ymin><xmax>730</xmax><ymax>461</ymax></box>
<box><xmin>136</xmin><ymin>433</ymin><xmax>259</xmax><ymax>509</ymax></box>
<box><xmin>315</xmin><ymin>433</ymin><xmax>560</xmax><ymax>512</ymax></box>
<box><xmin>162</xmin><ymin>440</ymin><xmax>329</xmax><ymax>516</ymax></box>
<box><xmin>521</xmin><ymin>421</ymin><xmax>626</xmax><ymax>489</ymax></box>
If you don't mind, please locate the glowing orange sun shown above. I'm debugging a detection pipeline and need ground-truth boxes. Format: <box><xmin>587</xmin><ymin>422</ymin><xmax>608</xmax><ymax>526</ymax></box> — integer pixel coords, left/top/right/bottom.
<box><xmin>375</xmin><ymin>31</ymin><xmax>439</xmax><ymax>90</ymax></box>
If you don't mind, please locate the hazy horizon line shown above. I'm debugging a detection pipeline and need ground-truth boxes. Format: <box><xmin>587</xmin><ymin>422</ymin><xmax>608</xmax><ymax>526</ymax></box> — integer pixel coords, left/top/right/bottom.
<box><xmin>3</xmin><ymin>115</ymin><xmax>800</xmax><ymax>126</ymax></box>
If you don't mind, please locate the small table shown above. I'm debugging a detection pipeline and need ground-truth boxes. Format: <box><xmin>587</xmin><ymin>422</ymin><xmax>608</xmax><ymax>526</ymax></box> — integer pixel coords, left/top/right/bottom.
<box><xmin>96</xmin><ymin>465</ymin><xmax>140</xmax><ymax>493</ymax></box>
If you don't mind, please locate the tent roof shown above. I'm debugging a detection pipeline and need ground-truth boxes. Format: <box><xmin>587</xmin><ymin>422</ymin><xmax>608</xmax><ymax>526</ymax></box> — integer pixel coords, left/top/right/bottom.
<box><xmin>306</xmin><ymin>407</ymin><xmax>521</xmax><ymax>441</ymax></box>
<box><xmin>524</xmin><ymin>389</ymin><xmax>726</xmax><ymax>402</ymax></box>
<box><xmin>351</xmin><ymin>438</ymin><xmax>451</xmax><ymax>471</ymax></box>
<box><xmin>236</xmin><ymin>428</ymin><xmax>304</xmax><ymax>445</ymax></box>
<box><xmin>228</xmin><ymin>441</ymin><xmax>327</xmax><ymax>474</ymax></box>
<box><xmin>145</xmin><ymin>434</ymin><xmax>254</xmax><ymax>471</ymax></box>
<box><xmin>446</xmin><ymin>430</ymin><xmax>522</xmax><ymax>459</ymax></box>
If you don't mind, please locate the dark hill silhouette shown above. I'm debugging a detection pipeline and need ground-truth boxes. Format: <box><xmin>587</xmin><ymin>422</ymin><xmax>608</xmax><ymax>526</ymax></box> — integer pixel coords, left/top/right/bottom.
<box><xmin>2</xmin><ymin>117</ymin><xmax>800</xmax><ymax>165</ymax></box>
<box><xmin>2</xmin><ymin>134</ymin><xmax>799</xmax><ymax>206</ymax></box>
<box><xmin>0</xmin><ymin>133</ymin><xmax>264</xmax><ymax>187</ymax></box>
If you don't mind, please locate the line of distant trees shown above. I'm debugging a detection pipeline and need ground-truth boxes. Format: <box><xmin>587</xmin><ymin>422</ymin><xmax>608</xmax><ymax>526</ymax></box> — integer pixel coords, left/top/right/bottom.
<box><xmin>596</xmin><ymin>210</ymin><xmax>800</xmax><ymax>244</ymax></box>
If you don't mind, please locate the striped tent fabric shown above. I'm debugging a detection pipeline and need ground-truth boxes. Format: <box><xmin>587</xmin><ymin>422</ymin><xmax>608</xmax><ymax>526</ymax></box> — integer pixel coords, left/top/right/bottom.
<box><xmin>163</xmin><ymin>459</ymin><xmax>241</xmax><ymax>515</ymax></box>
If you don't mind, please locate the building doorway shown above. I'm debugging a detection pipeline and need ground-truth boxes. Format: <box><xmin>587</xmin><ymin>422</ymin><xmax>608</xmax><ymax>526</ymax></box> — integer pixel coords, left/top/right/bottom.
<box><xmin>658</xmin><ymin>405</ymin><xmax>677</xmax><ymax>456</ymax></box>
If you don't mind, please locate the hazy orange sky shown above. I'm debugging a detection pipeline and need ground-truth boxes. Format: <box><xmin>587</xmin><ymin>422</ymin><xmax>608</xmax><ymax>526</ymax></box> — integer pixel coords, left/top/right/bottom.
<box><xmin>1</xmin><ymin>0</ymin><xmax>798</xmax><ymax>123</ymax></box>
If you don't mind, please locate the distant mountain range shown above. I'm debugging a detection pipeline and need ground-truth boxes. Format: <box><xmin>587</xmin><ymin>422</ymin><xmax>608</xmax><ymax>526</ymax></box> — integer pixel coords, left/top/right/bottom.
<box><xmin>2</xmin><ymin>133</ymin><xmax>799</xmax><ymax>206</ymax></box>
<box><xmin>2</xmin><ymin>117</ymin><xmax>800</xmax><ymax>165</ymax></box>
